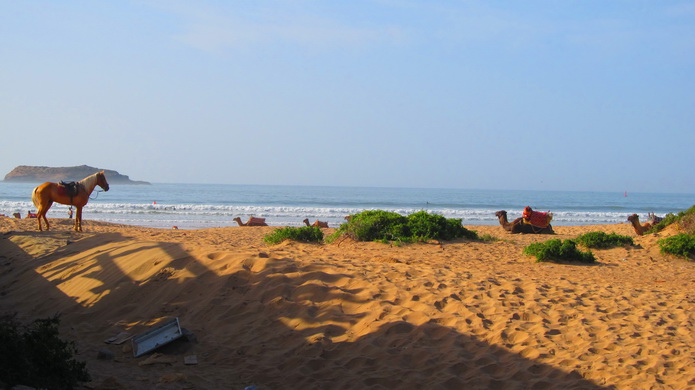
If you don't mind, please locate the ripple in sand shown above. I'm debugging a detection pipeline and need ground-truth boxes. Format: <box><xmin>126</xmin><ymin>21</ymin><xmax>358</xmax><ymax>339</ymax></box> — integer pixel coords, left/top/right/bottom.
<box><xmin>504</xmin><ymin>330</ymin><xmax>530</xmax><ymax>344</ymax></box>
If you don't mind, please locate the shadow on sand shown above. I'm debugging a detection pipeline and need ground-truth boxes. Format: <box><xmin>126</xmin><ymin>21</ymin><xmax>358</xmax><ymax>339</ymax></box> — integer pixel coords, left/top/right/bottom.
<box><xmin>0</xmin><ymin>227</ymin><xmax>612</xmax><ymax>390</ymax></box>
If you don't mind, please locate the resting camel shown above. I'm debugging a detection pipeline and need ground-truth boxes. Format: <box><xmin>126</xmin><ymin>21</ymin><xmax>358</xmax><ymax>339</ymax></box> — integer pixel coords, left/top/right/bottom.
<box><xmin>303</xmin><ymin>218</ymin><xmax>329</xmax><ymax>228</ymax></box>
<box><xmin>233</xmin><ymin>217</ymin><xmax>268</xmax><ymax>227</ymax></box>
<box><xmin>495</xmin><ymin>210</ymin><xmax>522</xmax><ymax>232</ymax></box>
<box><xmin>648</xmin><ymin>212</ymin><xmax>664</xmax><ymax>224</ymax></box>
<box><xmin>627</xmin><ymin>214</ymin><xmax>653</xmax><ymax>235</ymax></box>
<box><xmin>494</xmin><ymin>210</ymin><xmax>555</xmax><ymax>234</ymax></box>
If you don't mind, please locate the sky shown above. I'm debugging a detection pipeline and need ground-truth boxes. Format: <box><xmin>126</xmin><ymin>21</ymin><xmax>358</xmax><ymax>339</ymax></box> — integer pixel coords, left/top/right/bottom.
<box><xmin>1</xmin><ymin>0</ymin><xmax>694</xmax><ymax>193</ymax></box>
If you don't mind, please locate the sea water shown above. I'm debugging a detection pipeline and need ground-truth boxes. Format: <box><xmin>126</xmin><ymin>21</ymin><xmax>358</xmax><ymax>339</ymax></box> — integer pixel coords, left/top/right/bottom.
<box><xmin>1</xmin><ymin>182</ymin><xmax>692</xmax><ymax>229</ymax></box>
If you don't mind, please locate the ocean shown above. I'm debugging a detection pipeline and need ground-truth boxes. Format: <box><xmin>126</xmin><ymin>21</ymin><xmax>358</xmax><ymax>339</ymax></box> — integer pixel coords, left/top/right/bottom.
<box><xmin>1</xmin><ymin>182</ymin><xmax>693</xmax><ymax>230</ymax></box>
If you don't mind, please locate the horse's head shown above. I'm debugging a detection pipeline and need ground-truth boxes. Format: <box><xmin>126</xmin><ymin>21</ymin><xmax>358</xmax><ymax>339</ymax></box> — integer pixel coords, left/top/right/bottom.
<box><xmin>97</xmin><ymin>171</ymin><xmax>110</xmax><ymax>191</ymax></box>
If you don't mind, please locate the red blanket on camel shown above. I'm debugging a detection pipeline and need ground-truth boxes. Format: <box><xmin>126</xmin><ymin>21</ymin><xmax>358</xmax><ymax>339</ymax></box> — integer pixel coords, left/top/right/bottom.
<box><xmin>522</xmin><ymin>206</ymin><xmax>553</xmax><ymax>228</ymax></box>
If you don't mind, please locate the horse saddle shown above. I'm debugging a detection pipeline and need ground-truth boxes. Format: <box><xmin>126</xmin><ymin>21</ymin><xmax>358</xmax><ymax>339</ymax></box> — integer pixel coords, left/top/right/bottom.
<box><xmin>59</xmin><ymin>181</ymin><xmax>80</xmax><ymax>198</ymax></box>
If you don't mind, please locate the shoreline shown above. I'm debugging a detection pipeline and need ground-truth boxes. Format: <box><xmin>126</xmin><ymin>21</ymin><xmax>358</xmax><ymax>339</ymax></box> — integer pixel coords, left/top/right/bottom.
<box><xmin>1</xmin><ymin>218</ymin><xmax>693</xmax><ymax>389</ymax></box>
<box><xmin>0</xmin><ymin>213</ymin><xmax>658</xmax><ymax>231</ymax></box>
<box><xmin>3</xmin><ymin>182</ymin><xmax>693</xmax><ymax>231</ymax></box>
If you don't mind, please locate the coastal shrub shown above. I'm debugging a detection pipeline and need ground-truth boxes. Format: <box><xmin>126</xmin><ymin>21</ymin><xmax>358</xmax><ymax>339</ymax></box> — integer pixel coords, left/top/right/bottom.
<box><xmin>657</xmin><ymin>234</ymin><xmax>695</xmax><ymax>260</ymax></box>
<box><xmin>649</xmin><ymin>205</ymin><xmax>695</xmax><ymax>234</ymax></box>
<box><xmin>575</xmin><ymin>231</ymin><xmax>633</xmax><ymax>249</ymax></box>
<box><xmin>523</xmin><ymin>239</ymin><xmax>596</xmax><ymax>263</ymax></box>
<box><xmin>649</xmin><ymin>213</ymin><xmax>679</xmax><ymax>233</ymax></box>
<box><xmin>327</xmin><ymin>210</ymin><xmax>478</xmax><ymax>243</ymax></box>
<box><xmin>263</xmin><ymin>226</ymin><xmax>324</xmax><ymax>245</ymax></box>
<box><xmin>407</xmin><ymin>210</ymin><xmax>478</xmax><ymax>241</ymax></box>
<box><xmin>0</xmin><ymin>315</ymin><xmax>90</xmax><ymax>390</ymax></box>
<box><xmin>342</xmin><ymin>210</ymin><xmax>409</xmax><ymax>242</ymax></box>
<box><xmin>679</xmin><ymin>213</ymin><xmax>695</xmax><ymax>234</ymax></box>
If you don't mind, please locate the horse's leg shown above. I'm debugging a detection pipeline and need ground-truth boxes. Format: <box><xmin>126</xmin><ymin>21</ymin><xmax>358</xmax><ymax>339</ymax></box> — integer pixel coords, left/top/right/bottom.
<box><xmin>35</xmin><ymin>197</ymin><xmax>43</xmax><ymax>231</ymax></box>
<box><xmin>37</xmin><ymin>201</ymin><xmax>53</xmax><ymax>231</ymax></box>
<box><xmin>36</xmin><ymin>207</ymin><xmax>43</xmax><ymax>231</ymax></box>
<box><xmin>42</xmin><ymin>213</ymin><xmax>50</xmax><ymax>231</ymax></box>
<box><xmin>75</xmin><ymin>206</ymin><xmax>82</xmax><ymax>232</ymax></box>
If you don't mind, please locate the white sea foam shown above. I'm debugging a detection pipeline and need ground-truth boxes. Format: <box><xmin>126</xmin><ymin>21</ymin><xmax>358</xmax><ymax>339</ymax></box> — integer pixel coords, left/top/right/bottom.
<box><xmin>0</xmin><ymin>200</ymin><xmax>636</xmax><ymax>229</ymax></box>
<box><xmin>2</xmin><ymin>183</ymin><xmax>690</xmax><ymax>230</ymax></box>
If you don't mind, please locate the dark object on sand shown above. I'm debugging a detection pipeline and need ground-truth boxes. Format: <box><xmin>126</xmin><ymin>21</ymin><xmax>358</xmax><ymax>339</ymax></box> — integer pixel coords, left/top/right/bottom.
<box><xmin>132</xmin><ymin>317</ymin><xmax>184</xmax><ymax>357</ymax></box>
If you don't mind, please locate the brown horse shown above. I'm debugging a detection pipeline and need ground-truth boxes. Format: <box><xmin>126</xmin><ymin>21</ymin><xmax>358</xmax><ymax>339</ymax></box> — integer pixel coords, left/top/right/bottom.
<box><xmin>32</xmin><ymin>171</ymin><xmax>110</xmax><ymax>232</ymax></box>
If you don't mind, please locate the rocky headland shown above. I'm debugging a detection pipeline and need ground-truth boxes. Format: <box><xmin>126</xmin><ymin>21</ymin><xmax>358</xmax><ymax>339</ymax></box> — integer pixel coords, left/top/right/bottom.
<box><xmin>3</xmin><ymin>165</ymin><xmax>150</xmax><ymax>184</ymax></box>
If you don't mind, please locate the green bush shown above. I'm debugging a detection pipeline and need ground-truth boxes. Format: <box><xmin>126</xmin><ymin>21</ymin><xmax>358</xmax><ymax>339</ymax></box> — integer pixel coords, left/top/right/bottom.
<box><xmin>575</xmin><ymin>231</ymin><xmax>633</xmax><ymax>249</ymax></box>
<box><xmin>0</xmin><ymin>316</ymin><xmax>90</xmax><ymax>390</ymax></box>
<box><xmin>648</xmin><ymin>205</ymin><xmax>695</xmax><ymax>259</ymax></box>
<box><xmin>327</xmin><ymin>210</ymin><xmax>478</xmax><ymax>243</ymax></box>
<box><xmin>407</xmin><ymin>210</ymin><xmax>477</xmax><ymax>241</ymax></box>
<box><xmin>650</xmin><ymin>205</ymin><xmax>695</xmax><ymax>234</ymax></box>
<box><xmin>679</xmin><ymin>213</ymin><xmax>695</xmax><ymax>234</ymax></box>
<box><xmin>335</xmin><ymin>210</ymin><xmax>408</xmax><ymax>242</ymax></box>
<box><xmin>263</xmin><ymin>226</ymin><xmax>324</xmax><ymax>245</ymax></box>
<box><xmin>650</xmin><ymin>213</ymin><xmax>679</xmax><ymax>233</ymax></box>
<box><xmin>658</xmin><ymin>234</ymin><xmax>695</xmax><ymax>260</ymax></box>
<box><xmin>523</xmin><ymin>239</ymin><xmax>596</xmax><ymax>263</ymax></box>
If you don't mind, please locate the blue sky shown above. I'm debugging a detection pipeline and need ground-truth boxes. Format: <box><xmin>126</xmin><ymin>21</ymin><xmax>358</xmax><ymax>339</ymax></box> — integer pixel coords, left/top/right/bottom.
<box><xmin>2</xmin><ymin>1</ymin><xmax>694</xmax><ymax>193</ymax></box>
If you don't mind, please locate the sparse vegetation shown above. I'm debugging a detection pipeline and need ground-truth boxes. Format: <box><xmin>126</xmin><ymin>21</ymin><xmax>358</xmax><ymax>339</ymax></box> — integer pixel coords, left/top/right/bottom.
<box><xmin>523</xmin><ymin>239</ymin><xmax>596</xmax><ymax>263</ymax></box>
<box><xmin>327</xmin><ymin>210</ymin><xmax>478</xmax><ymax>244</ymax></box>
<box><xmin>478</xmin><ymin>233</ymin><xmax>500</xmax><ymax>242</ymax></box>
<box><xmin>644</xmin><ymin>205</ymin><xmax>695</xmax><ymax>260</ymax></box>
<box><xmin>657</xmin><ymin>234</ymin><xmax>695</xmax><ymax>260</ymax></box>
<box><xmin>650</xmin><ymin>205</ymin><xmax>695</xmax><ymax>234</ymax></box>
<box><xmin>679</xmin><ymin>213</ymin><xmax>695</xmax><ymax>234</ymax></box>
<box><xmin>575</xmin><ymin>231</ymin><xmax>633</xmax><ymax>249</ymax></box>
<box><xmin>263</xmin><ymin>226</ymin><xmax>324</xmax><ymax>245</ymax></box>
<box><xmin>0</xmin><ymin>315</ymin><xmax>90</xmax><ymax>390</ymax></box>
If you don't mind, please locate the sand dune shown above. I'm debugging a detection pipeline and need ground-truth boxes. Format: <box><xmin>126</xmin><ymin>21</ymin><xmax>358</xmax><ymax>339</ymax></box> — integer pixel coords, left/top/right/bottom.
<box><xmin>1</xmin><ymin>217</ymin><xmax>693</xmax><ymax>389</ymax></box>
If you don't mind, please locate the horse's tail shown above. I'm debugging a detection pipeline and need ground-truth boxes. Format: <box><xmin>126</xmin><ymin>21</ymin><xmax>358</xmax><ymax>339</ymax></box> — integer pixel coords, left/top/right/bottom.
<box><xmin>31</xmin><ymin>186</ymin><xmax>40</xmax><ymax>208</ymax></box>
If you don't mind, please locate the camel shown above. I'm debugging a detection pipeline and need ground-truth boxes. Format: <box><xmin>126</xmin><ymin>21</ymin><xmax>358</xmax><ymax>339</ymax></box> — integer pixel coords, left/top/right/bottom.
<box><xmin>495</xmin><ymin>210</ymin><xmax>555</xmax><ymax>234</ymax></box>
<box><xmin>233</xmin><ymin>216</ymin><xmax>268</xmax><ymax>227</ymax></box>
<box><xmin>627</xmin><ymin>214</ymin><xmax>652</xmax><ymax>235</ymax></box>
<box><xmin>495</xmin><ymin>210</ymin><xmax>522</xmax><ymax>232</ymax></box>
<box><xmin>303</xmin><ymin>218</ymin><xmax>329</xmax><ymax>228</ymax></box>
<box><xmin>648</xmin><ymin>212</ymin><xmax>664</xmax><ymax>224</ymax></box>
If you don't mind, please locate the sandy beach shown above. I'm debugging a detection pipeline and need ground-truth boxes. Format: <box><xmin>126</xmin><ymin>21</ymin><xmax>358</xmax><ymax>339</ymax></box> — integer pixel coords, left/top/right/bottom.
<box><xmin>1</xmin><ymin>217</ymin><xmax>692</xmax><ymax>390</ymax></box>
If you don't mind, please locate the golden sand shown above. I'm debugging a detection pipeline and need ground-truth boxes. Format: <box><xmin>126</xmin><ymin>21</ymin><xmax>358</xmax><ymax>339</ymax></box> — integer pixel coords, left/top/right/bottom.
<box><xmin>1</xmin><ymin>217</ymin><xmax>693</xmax><ymax>389</ymax></box>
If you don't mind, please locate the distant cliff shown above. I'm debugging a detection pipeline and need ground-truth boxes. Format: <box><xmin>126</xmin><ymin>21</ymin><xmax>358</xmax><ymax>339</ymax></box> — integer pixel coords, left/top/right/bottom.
<box><xmin>3</xmin><ymin>165</ymin><xmax>150</xmax><ymax>185</ymax></box>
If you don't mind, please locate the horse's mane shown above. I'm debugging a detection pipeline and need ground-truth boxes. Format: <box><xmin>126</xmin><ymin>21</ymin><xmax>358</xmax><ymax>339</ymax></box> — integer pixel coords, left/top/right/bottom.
<box><xmin>79</xmin><ymin>172</ymin><xmax>100</xmax><ymax>191</ymax></box>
